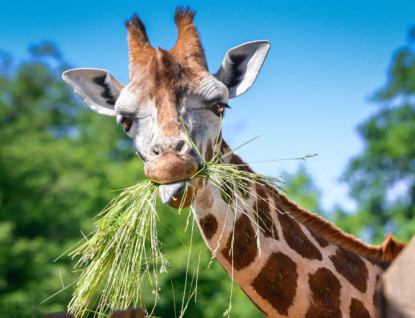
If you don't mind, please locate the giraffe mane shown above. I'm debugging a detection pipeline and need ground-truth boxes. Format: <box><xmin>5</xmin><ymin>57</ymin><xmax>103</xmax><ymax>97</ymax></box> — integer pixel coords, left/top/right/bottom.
<box><xmin>274</xmin><ymin>193</ymin><xmax>406</xmax><ymax>262</ymax></box>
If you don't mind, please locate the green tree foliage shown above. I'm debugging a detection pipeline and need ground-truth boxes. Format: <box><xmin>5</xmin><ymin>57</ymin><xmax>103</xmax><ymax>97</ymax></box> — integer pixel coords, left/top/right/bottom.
<box><xmin>0</xmin><ymin>43</ymin><xmax>261</xmax><ymax>318</ymax></box>
<box><xmin>340</xmin><ymin>27</ymin><xmax>415</xmax><ymax>243</ymax></box>
<box><xmin>0</xmin><ymin>42</ymin><xmax>141</xmax><ymax>317</ymax></box>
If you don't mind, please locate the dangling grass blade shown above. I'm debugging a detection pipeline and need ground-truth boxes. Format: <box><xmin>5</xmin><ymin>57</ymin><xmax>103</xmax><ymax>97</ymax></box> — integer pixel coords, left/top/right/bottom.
<box><xmin>213</xmin><ymin>133</ymin><xmax>263</xmax><ymax>163</ymax></box>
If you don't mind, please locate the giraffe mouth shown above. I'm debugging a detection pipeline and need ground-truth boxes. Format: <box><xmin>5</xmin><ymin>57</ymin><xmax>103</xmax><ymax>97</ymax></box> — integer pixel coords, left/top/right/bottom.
<box><xmin>158</xmin><ymin>181</ymin><xmax>186</xmax><ymax>204</ymax></box>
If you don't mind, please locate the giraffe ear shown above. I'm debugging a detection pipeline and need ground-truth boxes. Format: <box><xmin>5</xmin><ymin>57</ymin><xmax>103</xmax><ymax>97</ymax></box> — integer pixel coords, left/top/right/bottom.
<box><xmin>62</xmin><ymin>68</ymin><xmax>125</xmax><ymax>117</ymax></box>
<box><xmin>214</xmin><ymin>40</ymin><xmax>270</xmax><ymax>99</ymax></box>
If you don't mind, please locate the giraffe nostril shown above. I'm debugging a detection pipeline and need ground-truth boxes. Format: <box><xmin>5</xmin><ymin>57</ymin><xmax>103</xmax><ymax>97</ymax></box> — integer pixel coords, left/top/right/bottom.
<box><xmin>174</xmin><ymin>140</ymin><xmax>185</xmax><ymax>153</ymax></box>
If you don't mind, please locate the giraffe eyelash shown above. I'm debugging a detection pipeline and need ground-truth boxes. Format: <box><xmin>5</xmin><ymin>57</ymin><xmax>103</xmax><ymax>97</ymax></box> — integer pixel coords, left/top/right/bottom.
<box><xmin>119</xmin><ymin>117</ymin><xmax>133</xmax><ymax>132</ymax></box>
<box><xmin>211</xmin><ymin>102</ymin><xmax>230</xmax><ymax>117</ymax></box>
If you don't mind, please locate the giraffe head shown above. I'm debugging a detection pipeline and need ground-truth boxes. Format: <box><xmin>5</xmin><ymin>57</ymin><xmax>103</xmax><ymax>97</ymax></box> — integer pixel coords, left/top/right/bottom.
<box><xmin>63</xmin><ymin>7</ymin><xmax>270</xmax><ymax>207</ymax></box>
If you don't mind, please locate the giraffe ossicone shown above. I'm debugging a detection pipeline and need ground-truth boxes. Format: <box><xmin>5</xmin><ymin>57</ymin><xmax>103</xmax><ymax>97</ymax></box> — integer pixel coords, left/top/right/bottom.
<box><xmin>63</xmin><ymin>7</ymin><xmax>406</xmax><ymax>317</ymax></box>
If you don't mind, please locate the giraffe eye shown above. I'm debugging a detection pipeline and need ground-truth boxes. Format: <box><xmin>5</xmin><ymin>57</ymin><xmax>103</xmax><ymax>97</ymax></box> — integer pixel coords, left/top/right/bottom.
<box><xmin>211</xmin><ymin>102</ymin><xmax>230</xmax><ymax>117</ymax></box>
<box><xmin>121</xmin><ymin>117</ymin><xmax>133</xmax><ymax>132</ymax></box>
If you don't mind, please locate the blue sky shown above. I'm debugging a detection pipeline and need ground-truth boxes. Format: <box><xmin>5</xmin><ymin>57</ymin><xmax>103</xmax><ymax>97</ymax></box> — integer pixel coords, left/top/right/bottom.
<box><xmin>2</xmin><ymin>0</ymin><xmax>415</xmax><ymax>211</ymax></box>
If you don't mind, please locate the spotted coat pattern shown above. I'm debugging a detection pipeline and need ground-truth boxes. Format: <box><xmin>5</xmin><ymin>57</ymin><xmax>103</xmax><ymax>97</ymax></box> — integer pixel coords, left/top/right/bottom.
<box><xmin>192</xmin><ymin>146</ymin><xmax>388</xmax><ymax>318</ymax></box>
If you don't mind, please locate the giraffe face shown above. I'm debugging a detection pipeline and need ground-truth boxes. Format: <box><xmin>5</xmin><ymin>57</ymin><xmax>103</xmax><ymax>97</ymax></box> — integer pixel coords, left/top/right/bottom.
<box><xmin>115</xmin><ymin>50</ymin><xmax>229</xmax><ymax>185</ymax></box>
<box><xmin>62</xmin><ymin>8</ymin><xmax>270</xmax><ymax>207</ymax></box>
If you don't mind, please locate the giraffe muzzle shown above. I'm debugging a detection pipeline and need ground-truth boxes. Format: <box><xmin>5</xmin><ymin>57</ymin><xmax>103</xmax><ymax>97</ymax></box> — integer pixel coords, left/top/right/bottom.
<box><xmin>144</xmin><ymin>152</ymin><xmax>198</xmax><ymax>184</ymax></box>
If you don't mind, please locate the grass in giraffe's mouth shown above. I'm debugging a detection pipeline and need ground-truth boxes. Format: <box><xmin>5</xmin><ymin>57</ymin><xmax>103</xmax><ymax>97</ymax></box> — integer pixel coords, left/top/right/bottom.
<box><xmin>63</xmin><ymin>158</ymin><xmax>286</xmax><ymax>318</ymax></box>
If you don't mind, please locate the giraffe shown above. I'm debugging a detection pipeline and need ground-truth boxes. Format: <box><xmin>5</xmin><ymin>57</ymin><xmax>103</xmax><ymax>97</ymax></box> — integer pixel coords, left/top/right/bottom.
<box><xmin>62</xmin><ymin>8</ymin><xmax>406</xmax><ymax>317</ymax></box>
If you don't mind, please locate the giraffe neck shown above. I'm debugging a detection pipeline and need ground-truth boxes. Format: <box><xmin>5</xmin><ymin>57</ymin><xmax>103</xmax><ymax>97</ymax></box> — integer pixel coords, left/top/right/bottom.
<box><xmin>191</xmin><ymin>140</ymin><xmax>398</xmax><ymax>318</ymax></box>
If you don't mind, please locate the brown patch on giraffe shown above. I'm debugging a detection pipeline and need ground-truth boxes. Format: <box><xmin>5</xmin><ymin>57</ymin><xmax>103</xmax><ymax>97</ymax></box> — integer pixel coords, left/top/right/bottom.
<box><xmin>271</xmin><ymin>192</ymin><xmax>405</xmax><ymax>262</ymax></box>
<box><xmin>254</xmin><ymin>185</ymin><xmax>278</xmax><ymax>239</ymax></box>
<box><xmin>199</xmin><ymin>214</ymin><xmax>218</xmax><ymax>240</ymax></box>
<box><xmin>309</xmin><ymin>230</ymin><xmax>329</xmax><ymax>248</ymax></box>
<box><xmin>276</xmin><ymin>201</ymin><xmax>322</xmax><ymax>260</ymax></box>
<box><xmin>330</xmin><ymin>247</ymin><xmax>368</xmax><ymax>293</ymax></box>
<box><xmin>305</xmin><ymin>267</ymin><xmax>342</xmax><ymax>318</ymax></box>
<box><xmin>222</xmin><ymin>214</ymin><xmax>258</xmax><ymax>271</ymax></box>
<box><xmin>198</xmin><ymin>141</ymin><xmax>203</xmax><ymax>156</ymax></box>
<box><xmin>349</xmin><ymin>298</ymin><xmax>371</xmax><ymax>318</ymax></box>
<box><xmin>252</xmin><ymin>252</ymin><xmax>298</xmax><ymax>316</ymax></box>
<box><xmin>204</xmin><ymin>139</ymin><xmax>213</xmax><ymax>162</ymax></box>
